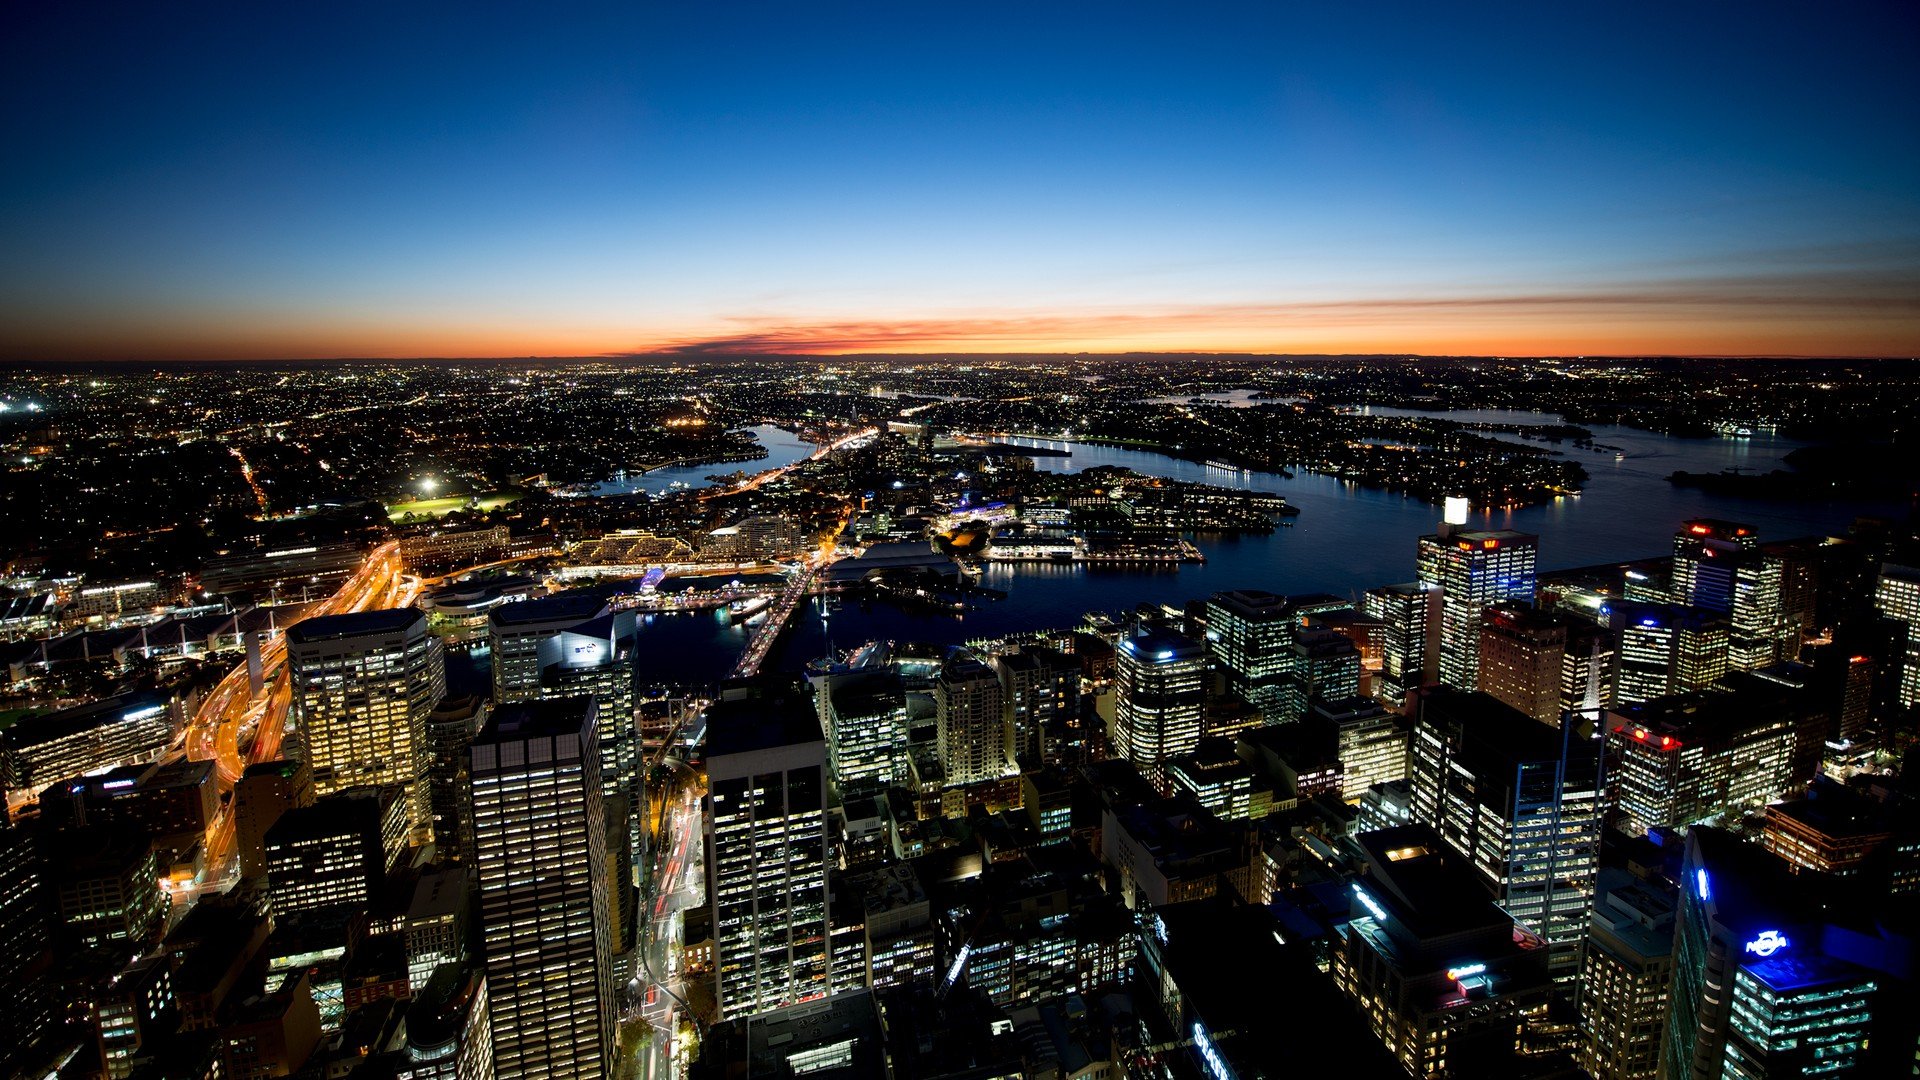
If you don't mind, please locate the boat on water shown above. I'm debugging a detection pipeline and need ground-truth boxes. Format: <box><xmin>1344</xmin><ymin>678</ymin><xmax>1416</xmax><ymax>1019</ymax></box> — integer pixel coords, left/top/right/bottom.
<box><xmin>728</xmin><ymin>595</ymin><xmax>773</xmax><ymax>623</ymax></box>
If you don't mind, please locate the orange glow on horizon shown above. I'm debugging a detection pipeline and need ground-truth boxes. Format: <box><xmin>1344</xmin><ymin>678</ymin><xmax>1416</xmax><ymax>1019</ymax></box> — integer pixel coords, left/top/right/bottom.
<box><xmin>4</xmin><ymin>289</ymin><xmax>1917</xmax><ymax>361</ymax></box>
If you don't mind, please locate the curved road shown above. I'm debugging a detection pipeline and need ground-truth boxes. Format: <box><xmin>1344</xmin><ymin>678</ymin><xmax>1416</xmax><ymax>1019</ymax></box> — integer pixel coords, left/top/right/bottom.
<box><xmin>184</xmin><ymin>540</ymin><xmax>419</xmax><ymax>874</ymax></box>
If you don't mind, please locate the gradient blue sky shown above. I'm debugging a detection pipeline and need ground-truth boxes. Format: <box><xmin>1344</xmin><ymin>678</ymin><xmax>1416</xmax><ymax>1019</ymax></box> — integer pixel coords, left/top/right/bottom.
<box><xmin>2</xmin><ymin>1</ymin><xmax>1916</xmax><ymax>358</ymax></box>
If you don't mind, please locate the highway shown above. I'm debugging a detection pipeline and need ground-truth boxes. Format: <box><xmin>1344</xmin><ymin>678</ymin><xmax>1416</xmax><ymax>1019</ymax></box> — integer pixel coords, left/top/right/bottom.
<box><xmin>628</xmin><ymin>759</ymin><xmax>705</xmax><ymax>1080</ymax></box>
<box><xmin>183</xmin><ymin>540</ymin><xmax>419</xmax><ymax>876</ymax></box>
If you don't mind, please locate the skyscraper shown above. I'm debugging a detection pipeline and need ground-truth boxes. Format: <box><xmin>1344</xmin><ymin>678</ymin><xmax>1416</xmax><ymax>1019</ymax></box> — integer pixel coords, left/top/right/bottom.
<box><xmin>1407</xmin><ymin>687</ymin><xmax>1603</xmax><ymax>984</ymax></box>
<box><xmin>704</xmin><ymin>678</ymin><xmax>833</xmax><ymax>1019</ymax></box>
<box><xmin>816</xmin><ymin>669</ymin><xmax>907</xmax><ymax>790</ymax></box>
<box><xmin>1364</xmin><ymin>582</ymin><xmax>1441</xmax><ymax>707</ymax></box>
<box><xmin>990</xmin><ymin>644</ymin><xmax>1080</xmax><ymax>763</ymax></box>
<box><xmin>1606</xmin><ymin>677</ymin><xmax>1810</xmax><ymax>837</ymax></box>
<box><xmin>1112</xmin><ymin>626</ymin><xmax>1208</xmax><ymax>791</ymax></box>
<box><xmin>935</xmin><ymin>649</ymin><xmax>1013</xmax><ymax>787</ymax></box>
<box><xmin>1577</xmin><ymin>870</ymin><xmax>1675</xmax><ymax>1080</ymax></box>
<box><xmin>1477</xmin><ymin>601</ymin><xmax>1567</xmax><ymax>726</ymax></box>
<box><xmin>1873</xmin><ymin>563</ymin><xmax>1920</xmax><ymax>707</ymax></box>
<box><xmin>469</xmin><ymin>697</ymin><xmax>615</xmax><ymax>1078</ymax></box>
<box><xmin>264</xmin><ymin>786</ymin><xmax>405</xmax><ymax>918</ymax></box>
<box><xmin>1612</xmin><ymin>603</ymin><xmax>1730</xmax><ymax>707</ymax></box>
<box><xmin>1672</xmin><ymin>520</ymin><xmax>1787</xmax><ymax>671</ymax></box>
<box><xmin>534</xmin><ymin>610</ymin><xmax>638</xmax><ymax>803</ymax></box>
<box><xmin>1416</xmin><ymin>527</ymin><xmax>1539</xmax><ymax>691</ymax></box>
<box><xmin>1663</xmin><ymin>828</ymin><xmax>1895</xmax><ymax>1079</ymax></box>
<box><xmin>288</xmin><ymin>609</ymin><xmax>446</xmax><ymax>837</ymax></box>
<box><xmin>485</xmin><ymin>593</ymin><xmax>611</xmax><ymax>703</ymax></box>
<box><xmin>1204</xmin><ymin>590</ymin><xmax>1295</xmax><ymax>720</ymax></box>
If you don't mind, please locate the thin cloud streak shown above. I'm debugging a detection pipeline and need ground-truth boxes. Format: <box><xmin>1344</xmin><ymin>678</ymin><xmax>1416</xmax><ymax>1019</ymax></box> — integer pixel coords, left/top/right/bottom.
<box><xmin>645</xmin><ymin>276</ymin><xmax>1920</xmax><ymax>356</ymax></box>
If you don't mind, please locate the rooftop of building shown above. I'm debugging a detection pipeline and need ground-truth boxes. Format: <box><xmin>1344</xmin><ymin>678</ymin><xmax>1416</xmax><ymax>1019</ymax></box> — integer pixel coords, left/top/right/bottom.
<box><xmin>1</xmin><ymin>690</ymin><xmax>167</xmax><ymax>749</ymax></box>
<box><xmin>1418</xmin><ymin>687</ymin><xmax>1594</xmax><ymax>772</ymax></box>
<box><xmin>475</xmin><ymin>695</ymin><xmax>596</xmax><ymax>745</ymax></box>
<box><xmin>705</xmin><ymin>677</ymin><xmax>823</xmax><ymax>758</ymax></box>
<box><xmin>484</xmin><ymin>590</ymin><xmax>611</xmax><ymax>630</ymax></box>
<box><xmin>1152</xmin><ymin>893</ymin><xmax>1403</xmax><ymax>1078</ymax></box>
<box><xmin>1766</xmin><ymin>776</ymin><xmax>1899</xmax><ymax>840</ymax></box>
<box><xmin>827</xmin><ymin>670</ymin><xmax>906</xmax><ymax>718</ymax></box>
<box><xmin>1612</xmin><ymin>675</ymin><xmax>1809</xmax><ymax>741</ymax></box>
<box><xmin>704</xmin><ymin>989</ymin><xmax>888</xmax><ymax>1080</ymax></box>
<box><xmin>1354</xmin><ymin>824</ymin><xmax>1514</xmax><ymax>941</ymax></box>
<box><xmin>286</xmin><ymin>606</ymin><xmax>423</xmax><ymax>643</ymax></box>
<box><xmin>1116</xmin><ymin>624</ymin><xmax>1204</xmax><ymax>662</ymax></box>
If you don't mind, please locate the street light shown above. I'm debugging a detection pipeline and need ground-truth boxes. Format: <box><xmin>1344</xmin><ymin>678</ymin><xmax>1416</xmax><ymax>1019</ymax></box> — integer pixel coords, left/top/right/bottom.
<box><xmin>419</xmin><ymin>477</ymin><xmax>437</xmax><ymax>495</ymax></box>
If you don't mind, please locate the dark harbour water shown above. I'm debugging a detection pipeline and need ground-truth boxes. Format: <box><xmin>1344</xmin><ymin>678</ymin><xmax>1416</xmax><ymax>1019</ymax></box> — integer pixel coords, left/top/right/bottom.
<box><xmin>619</xmin><ymin>408</ymin><xmax>1903</xmax><ymax>686</ymax></box>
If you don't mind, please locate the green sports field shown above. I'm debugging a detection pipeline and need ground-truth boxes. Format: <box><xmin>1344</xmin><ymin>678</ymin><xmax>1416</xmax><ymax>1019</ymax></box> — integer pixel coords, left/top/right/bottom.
<box><xmin>386</xmin><ymin>490</ymin><xmax>521</xmax><ymax>521</ymax></box>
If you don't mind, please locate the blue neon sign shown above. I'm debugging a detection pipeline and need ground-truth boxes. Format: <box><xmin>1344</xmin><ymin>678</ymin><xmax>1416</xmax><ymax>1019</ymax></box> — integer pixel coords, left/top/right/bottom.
<box><xmin>1744</xmin><ymin>930</ymin><xmax>1790</xmax><ymax>958</ymax></box>
<box><xmin>1696</xmin><ymin>869</ymin><xmax>1711</xmax><ymax>902</ymax></box>
<box><xmin>1192</xmin><ymin>1021</ymin><xmax>1233</xmax><ymax>1080</ymax></box>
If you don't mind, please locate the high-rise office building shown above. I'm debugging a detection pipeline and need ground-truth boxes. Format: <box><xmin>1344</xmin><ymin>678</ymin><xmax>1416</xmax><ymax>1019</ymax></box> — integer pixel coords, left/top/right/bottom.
<box><xmin>288</xmin><ymin>609</ymin><xmax>445</xmax><ymax>836</ymax></box>
<box><xmin>0</xmin><ymin>819</ymin><xmax>55</xmax><ymax>1077</ymax></box>
<box><xmin>1664</xmin><ymin>828</ymin><xmax>1899</xmax><ymax>1079</ymax></box>
<box><xmin>1612</xmin><ymin>603</ymin><xmax>1730</xmax><ymax>707</ymax></box>
<box><xmin>1365</xmin><ymin>582</ymin><xmax>1441</xmax><ymax>707</ymax></box>
<box><xmin>1416</xmin><ymin>527</ymin><xmax>1539</xmax><ymax>691</ymax></box>
<box><xmin>1475</xmin><ymin>602</ymin><xmax>1614</xmax><ymax>727</ymax></box>
<box><xmin>1873</xmin><ymin>563</ymin><xmax>1920</xmax><ymax>707</ymax></box>
<box><xmin>1477</xmin><ymin>602</ymin><xmax>1567</xmax><ymax>726</ymax></box>
<box><xmin>991</xmin><ymin>644</ymin><xmax>1080</xmax><ymax>763</ymax></box>
<box><xmin>1607</xmin><ymin>678</ymin><xmax>1809</xmax><ymax>837</ymax></box>
<box><xmin>935</xmin><ymin>649</ymin><xmax>1013</xmax><ymax>787</ymax></box>
<box><xmin>704</xmin><ymin>678</ymin><xmax>833</xmax><ymax>1019</ymax></box>
<box><xmin>1334</xmin><ymin>825</ymin><xmax>1553</xmax><ymax>1075</ymax></box>
<box><xmin>1308</xmin><ymin>695</ymin><xmax>1409</xmax><ymax>798</ymax></box>
<box><xmin>235</xmin><ymin>758</ymin><xmax>314</xmax><ymax>882</ymax></box>
<box><xmin>816</xmin><ymin>669</ymin><xmax>907</xmax><ymax>790</ymax></box>
<box><xmin>484</xmin><ymin>593</ymin><xmax>611</xmax><ymax>703</ymax></box>
<box><xmin>1278</xmin><ymin>626</ymin><xmax>1361</xmax><ymax>724</ymax></box>
<box><xmin>1577</xmin><ymin>869</ymin><xmax>1675</xmax><ymax>1080</ymax></box>
<box><xmin>422</xmin><ymin>695</ymin><xmax>483</xmax><ymax>865</ymax></box>
<box><xmin>264</xmin><ymin>786</ymin><xmax>405</xmax><ymax>917</ymax></box>
<box><xmin>1672</xmin><ymin>519</ymin><xmax>1789</xmax><ymax>672</ymax></box>
<box><xmin>1204</xmin><ymin>590</ymin><xmax>1296</xmax><ymax>719</ymax></box>
<box><xmin>535</xmin><ymin>610</ymin><xmax>638</xmax><ymax>803</ymax></box>
<box><xmin>1408</xmin><ymin>687</ymin><xmax>1603</xmax><ymax>984</ymax></box>
<box><xmin>469</xmin><ymin>697</ymin><xmax>615</xmax><ymax>1078</ymax></box>
<box><xmin>1112</xmin><ymin>626</ymin><xmax>1208</xmax><ymax>791</ymax></box>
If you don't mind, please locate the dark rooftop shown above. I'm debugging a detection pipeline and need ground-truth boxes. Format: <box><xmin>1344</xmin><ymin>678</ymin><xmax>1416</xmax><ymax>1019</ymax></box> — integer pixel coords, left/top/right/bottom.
<box><xmin>476</xmin><ymin>696</ymin><xmax>596</xmax><ymax>745</ymax></box>
<box><xmin>706</xmin><ymin>677</ymin><xmax>823</xmax><ymax>759</ymax></box>
<box><xmin>286</xmin><ymin>607</ymin><xmax>423</xmax><ymax>643</ymax></box>
<box><xmin>485</xmin><ymin>591</ymin><xmax>610</xmax><ymax>629</ymax></box>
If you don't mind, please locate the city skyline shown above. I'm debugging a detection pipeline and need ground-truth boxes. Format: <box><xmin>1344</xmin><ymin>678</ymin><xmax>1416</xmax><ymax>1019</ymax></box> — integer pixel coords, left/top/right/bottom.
<box><xmin>3</xmin><ymin>3</ymin><xmax>1917</xmax><ymax>361</ymax></box>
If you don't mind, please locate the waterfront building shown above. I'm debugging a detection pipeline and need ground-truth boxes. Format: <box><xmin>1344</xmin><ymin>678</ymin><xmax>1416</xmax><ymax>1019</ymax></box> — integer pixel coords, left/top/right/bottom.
<box><xmin>1112</xmin><ymin>626</ymin><xmax>1208</xmax><ymax>791</ymax></box>
<box><xmin>534</xmin><ymin>610</ymin><xmax>638</xmax><ymax>802</ymax></box>
<box><xmin>1672</xmin><ymin>519</ymin><xmax>1789</xmax><ymax>672</ymax></box>
<box><xmin>816</xmin><ymin>669</ymin><xmax>907</xmax><ymax>790</ymax></box>
<box><xmin>935</xmin><ymin>648</ymin><xmax>1014</xmax><ymax>787</ymax></box>
<box><xmin>991</xmin><ymin>643</ymin><xmax>1080</xmax><ymax>763</ymax></box>
<box><xmin>483</xmin><ymin>592</ymin><xmax>611</xmax><ymax>703</ymax></box>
